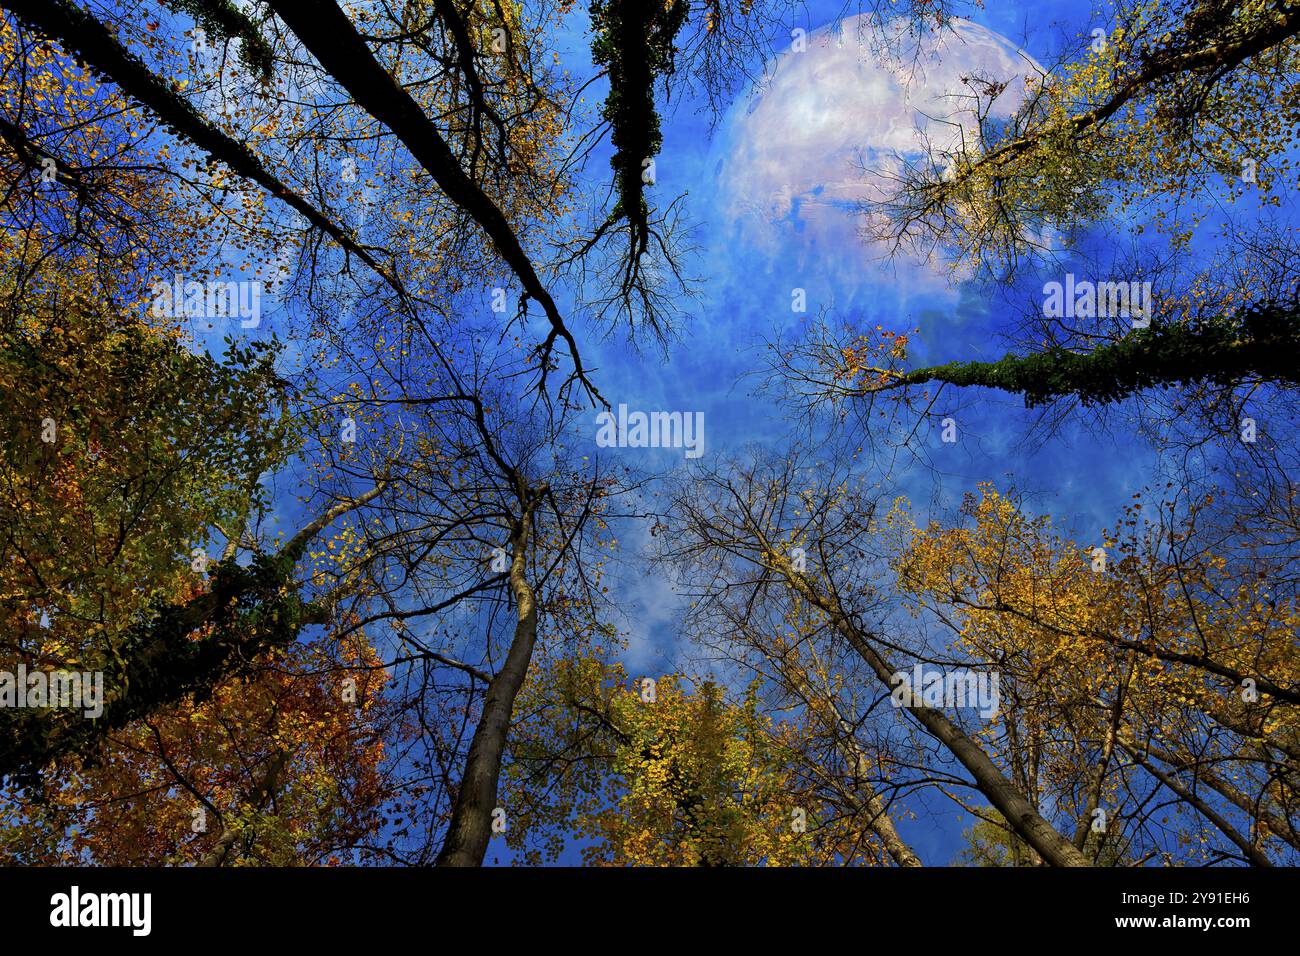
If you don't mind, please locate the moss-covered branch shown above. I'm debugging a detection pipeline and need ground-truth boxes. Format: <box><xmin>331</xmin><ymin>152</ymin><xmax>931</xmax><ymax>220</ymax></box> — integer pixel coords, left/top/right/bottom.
<box><xmin>891</xmin><ymin>303</ymin><xmax>1300</xmax><ymax>407</ymax></box>
<box><xmin>0</xmin><ymin>484</ymin><xmax>385</xmax><ymax>787</ymax></box>
<box><xmin>589</xmin><ymin>0</ymin><xmax>689</xmax><ymax>238</ymax></box>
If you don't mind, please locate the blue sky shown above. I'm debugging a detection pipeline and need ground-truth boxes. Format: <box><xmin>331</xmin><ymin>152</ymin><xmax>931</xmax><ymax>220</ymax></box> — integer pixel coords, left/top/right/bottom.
<box><xmin>510</xmin><ymin>0</ymin><xmax>1172</xmax><ymax>862</ymax></box>
<box><xmin>566</xmin><ymin>1</ymin><xmax>1156</xmax><ymax>671</ymax></box>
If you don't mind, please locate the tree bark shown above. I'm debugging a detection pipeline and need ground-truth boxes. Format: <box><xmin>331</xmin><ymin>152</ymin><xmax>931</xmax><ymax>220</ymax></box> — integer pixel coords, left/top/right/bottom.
<box><xmin>435</xmin><ymin>489</ymin><xmax>543</xmax><ymax>866</ymax></box>
<box><xmin>775</xmin><ymin>560</ymin><xmax>1090</xmax><ymax>867</ymax></box>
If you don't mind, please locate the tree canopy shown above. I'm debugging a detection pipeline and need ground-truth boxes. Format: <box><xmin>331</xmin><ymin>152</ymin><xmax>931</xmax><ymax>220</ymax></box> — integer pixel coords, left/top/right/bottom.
<box><xmin>1</xmin><ymin>0</ymin><xmax>1298</xmax><ymax>871</ymax></box>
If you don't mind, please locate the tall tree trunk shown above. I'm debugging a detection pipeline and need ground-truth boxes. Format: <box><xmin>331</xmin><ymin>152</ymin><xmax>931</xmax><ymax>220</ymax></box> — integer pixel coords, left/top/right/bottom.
<box><xmin>436</xmin><ymin>492</ymin><xmax>542</xmax><ymax>866</ymax></box>
<box><xmin>263</xmin><ymin>0</ymin><xmax>592</xmax><ymax>395</ymax></box>
<box><xmin>0</xmin><ymin>0</ymin><xmax>402</xmax><ymax>297</ymax></box>
<box><xmin>1143</xmin><ymin>742</ymin><xmax>1300</xmax><ymax>852</ymax></box>
<box><xmin>776</xmin><ymin>560</ymin><xmax>1090</xmax><ymax>867</ymax></box>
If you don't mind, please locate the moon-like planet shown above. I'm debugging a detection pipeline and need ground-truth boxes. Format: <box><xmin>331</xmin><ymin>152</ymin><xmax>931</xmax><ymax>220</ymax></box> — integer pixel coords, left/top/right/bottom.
<box><xmin>715</xmin><ymin>15</ymin><xmax>1041</xmax><ymax>294</ymax></box>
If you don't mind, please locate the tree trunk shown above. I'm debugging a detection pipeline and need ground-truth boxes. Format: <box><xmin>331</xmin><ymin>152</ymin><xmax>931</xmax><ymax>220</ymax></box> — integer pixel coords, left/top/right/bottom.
<box><xmin>436</xmin><ymin>493</ymin><xmax>542</xmax><ymax>866</ymax></box>
<box><xmin>778</xmin><ymin>562</ymin><xmax>1090</xmax><ymax>867</ymax></box>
